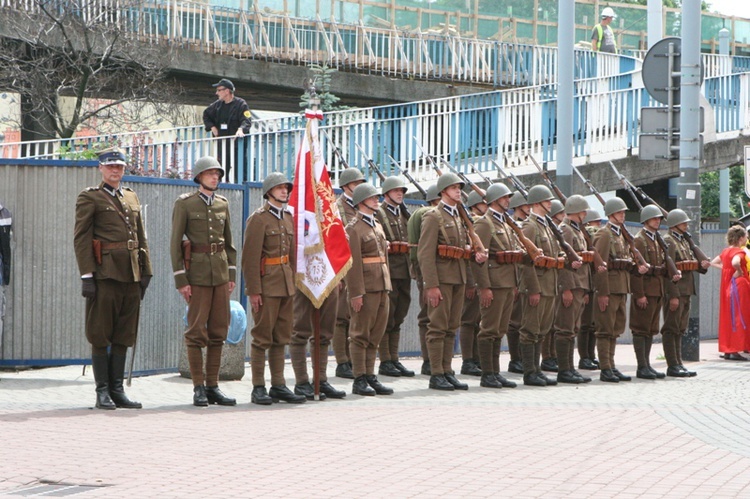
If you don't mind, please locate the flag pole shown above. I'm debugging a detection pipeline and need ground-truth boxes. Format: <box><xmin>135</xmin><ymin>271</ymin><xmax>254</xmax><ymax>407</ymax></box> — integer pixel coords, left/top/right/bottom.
<box><xmin>307</xmin><ymin>81</ymin><xmax>322</xmax><ymax>402</ymax></box>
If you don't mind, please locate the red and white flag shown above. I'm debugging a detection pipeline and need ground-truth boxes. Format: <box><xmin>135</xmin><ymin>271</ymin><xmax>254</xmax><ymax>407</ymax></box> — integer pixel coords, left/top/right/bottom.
<box><xmin>290</xmin><ymin>109</ymin><xmax>352</xmax><ymax>308</ymax></box>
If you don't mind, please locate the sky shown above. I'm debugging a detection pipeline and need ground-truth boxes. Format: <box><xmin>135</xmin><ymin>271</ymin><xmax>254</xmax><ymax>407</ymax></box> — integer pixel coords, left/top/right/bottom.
<box><xmin>706</xmin><ymin>0</ymin><xmax>750</xmax><ymax>20</ymax></box>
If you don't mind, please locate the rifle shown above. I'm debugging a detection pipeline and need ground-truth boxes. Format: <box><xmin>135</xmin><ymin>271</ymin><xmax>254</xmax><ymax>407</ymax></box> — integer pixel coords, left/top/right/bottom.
<box><xmin>609</xmin><ymin>162</ymin><xmax>681</xmax><ymax>280</ymax></box>
<box><xmin>530</xmin><ymin>154</ymin><xmax>607</xmax><ymax>271</ymax></box>
<box><xmin>413</xmin><ymin>140</ymin><xmax>486</xmax><ymax>255</ymax></box>
<box><xmin>355</xmin><ymin>143</ymin><xmax>410</xmax><ymax>220</ymax></box>
<box><xmin>469</xmin><ymin>164</ymin><xmax>497</xmax><ymax>189</ymax></box>
<box><xmin>572</xmin><ymin>166</ymin><xmax>649</xmax><ymax>269</ymax></box>
<box><xmin>496</xmin><ymin>160</ymin><xmax>581</xmax><ymax>265</ymax></box>
<box><xmin>322</xmin><ymin>130</ymin><xmax>351</xmax><ymax>170</ymax></box>
<box><xmin>610</xmin><ymin>162</ymin><xmax>710</xmax><ymax>274</ymax></box>
<box><xmin>386</xmin><ymin>154</ymin><xmax>428</xmax><ymax>199</ymax></box>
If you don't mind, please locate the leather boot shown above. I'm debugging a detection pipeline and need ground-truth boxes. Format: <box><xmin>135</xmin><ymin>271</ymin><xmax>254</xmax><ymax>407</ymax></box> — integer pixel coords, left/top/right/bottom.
<box><xmin>507</xmin><ymin>329</ymin><xmax>523</xmax><ymax>373</ymax></box>
<box><xmin>319</xmin><ymin>380</ymin><xmax>347</xmax><ymax>399</ymax></box>
<box><xmin>392</xmin><ymin>360</ymin><xmax>415</xmax><ymax>377</ymax></box>
<box><xmin>444</xmin><ymin>372</ymin><xmax>469</xmax><ymax>390</ymax></box>
<box><xmin>269</xmin><ymin>385</ymin><xmax>307</xmax><ymax>404</ymax></box>
<box><xmin>521</xmin><ymin>343</ymin><xmax>545</xmax><ymax>386</ymax></box>
<box><xmin>92</xmin><ymin>354</ymin><xmax>116</xmax><ymax>410</ymax></box>
<box><xmin>666</xmin><ymin>365</ymin><xmax>691</xmax><ymax>377</ymax></box>
<box><xmin>494</xmin><ymin>373</ymin><xmax>517</xmax><ymax>388</ymax></box>
<box><xmin>193</xmin><ymin>385</ymin><xmax>209</xmax><ymax>406</ymax></box>
<box><xmin>365</xmin><ymin>375</ymin><xmax>394</xmax><ymax>395</ymax></box>
<box><xmin>633</xmin><ymin>336</ymin><xmax>656</xmax><ymax>380</ymax></box>
<box><xmin>556</xmin><ymin>339</ymin><xmax>582</xmax><ymax>383</ymax></box>
<box><xmin>675</xmin><ymin>336</ymin><xmax>697</xmax><ymax>377</ymax></box>
<box><xmin>206</xmin><ymin>386</ymin><xmax>237</xmax><ymax>406</ymax></box>
<box><xmin>421</xmin><ymin>360</ymin><xmax>432</xmax><ymax>375</ymax></box>
<box><xmin>429</xmin><ymin>374</ymin><xmax>454</xmax><ymax>391</ymax></box>
<box><xmin>353</xmin><ymin>375</ymin><xmax>376</xmax><ymax>396</ymax></box>
<box><xmin>645</xmin><ymin>336</ymin><xmax>665</xmax><ymax>379</ymax></box>
<box><xmin>536</xmin><ymin>342</ymin><xmax>557</xmax><ymax>385</ymax></box>
<box><xmin>294</xmin><ymin>382</ymin><xmax>327</xmax><ymax>401</ymax></box>
<box><xmin>480</xmin><ymin>373</ymin><xmax>502</xmax><ymax>388</ymax></box>
<box><xmin>460</xmin><ymin>359</ymin><xmax>482</xmax><ymax>376</ymax></box>
<box><xmin>578</xmin><ymin>358</ymin><xmax>599</xmax><ymax>370</ymax></box>
<box><xmin>251</xmin><ymin>386</ymin><xmax>273</xmax><ymax>405</ymax></box>
<box><xmin>378</xmin><ymin>360</ymin><xmax>402</xmax><ymax>377</ymax></box>
<box><xmin>662</xmin><ymin>333</ymin><xmax>678</xmax><ymax>370</ymax></box>
<box><xmin>568</xmin><ymin>339</ymin><xmax>591</xmax><ymax>382</ymax></box>
<box><xmin>108</xmin><ymin>353</ymin><xmax>142</xmax><ymax>409</ymax></box>
<box><xmin>612</xmin><ymin>368</ymin><xmax>632</xmax><ymax>381</ymax></box>
<box><xmin>335</xmin><ymin>362</ymin><xmax>354</xmax><ymax>379</ymax></box>
<box><xmin>599</xmin><ymin>369</ymin><xmax>620</xmax><ymax>382</ymax></box>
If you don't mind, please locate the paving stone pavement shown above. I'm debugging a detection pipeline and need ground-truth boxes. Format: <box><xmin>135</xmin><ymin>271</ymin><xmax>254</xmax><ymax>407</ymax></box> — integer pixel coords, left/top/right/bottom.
<box><xmin>1</xmin><ymin>339</ymin><xmax>749</xmax><ymax>498</ymax></box>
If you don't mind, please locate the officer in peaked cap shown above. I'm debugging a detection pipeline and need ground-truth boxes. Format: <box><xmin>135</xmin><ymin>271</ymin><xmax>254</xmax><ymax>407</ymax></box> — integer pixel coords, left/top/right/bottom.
<box><xmin>73</xmin><ymin>148</ymin><xmax>153</xmax><ymax>410</ymax></box>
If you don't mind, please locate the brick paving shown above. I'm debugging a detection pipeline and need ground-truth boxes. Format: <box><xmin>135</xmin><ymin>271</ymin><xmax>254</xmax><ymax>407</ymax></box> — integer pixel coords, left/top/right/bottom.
<box><xmin>1</xmin><ymin>340</ymin><xmax>749</xmax><ymax>498</ymax></box>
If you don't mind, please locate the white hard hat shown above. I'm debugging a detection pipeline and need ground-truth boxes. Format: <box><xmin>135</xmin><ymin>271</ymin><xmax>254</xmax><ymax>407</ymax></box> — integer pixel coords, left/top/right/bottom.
<box><xmin>601</xmin><ymin>7</ymin><xmax>616</xmax><ymax>19</ymax></box>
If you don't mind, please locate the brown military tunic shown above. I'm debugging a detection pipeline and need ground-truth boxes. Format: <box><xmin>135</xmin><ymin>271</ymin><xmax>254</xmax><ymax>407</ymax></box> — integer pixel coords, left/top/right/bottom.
<box><xmin>555</xmin><ymin>219</ymin><xmax>592</xmax><ymax>340</ymax></box>
<box><xmin>630</xmin><ymin>229</ymin><xmax>665</xmax><ymax>337</ymax></box>
<box><xmin>661</xmin><ymin>230</ymin><xmax>696</xmax><ymax>338</ymax></box>
<box><xmin>418</xmin><ymin>201</ymin><xmax>468</xmax><ymax>376</ymax></box>
<box><xmin>375</xmin><ymin>202</ymin><xmax>412</xmax><ymax>363</ymax></box>
<box><xmin>334</xmin><ymin>194</ymin><xmax>358</xmax><ymax>365</ymax></box>
<box><xmin>345</xmin><ymin>212</ymin><xmax>391</xmax><ymax>377</ymax></box>
<box><xmin>408</xmin><ymin>204</ymin><xmax>432</xmax><ymax>362</ymax></box>
<box><xmin>578</xmin><ymin>225</ymin><xmax>599</xmax><ymax>363</ymax></box>
<box><xmin>460</xmin><ymin>213</ymin><xmax>482</xmax><ymax>367</ymax></box>
<box><xmin>74</xmin><ymin>183</ymin><xmax>153</xmax><ymax>348</ymax></box>
<box><xmin>242</xmin><ymin>203</ymin><xmax>295</xmax><ymax>387</ymax></box>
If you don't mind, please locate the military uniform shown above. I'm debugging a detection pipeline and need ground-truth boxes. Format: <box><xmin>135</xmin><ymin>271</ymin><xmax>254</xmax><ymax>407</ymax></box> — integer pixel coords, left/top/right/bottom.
<box><xmin>505</xmin><ymin>200</ymin><xmax>529</xmax><ymax>374</ymax></box>
<box><xmin>474</xmin><ymin>208</ymin><xmax>521</xmax><ymax>388</ymax></box>
<box><xmin>591</xmin><ymin>222</ymin><xmax>631</xmax><ymax>381</ymax></box>
<box><xmin>74</xmin><ymin>172</ymin><xmax>153</xmax><ymax>409</ymax></box>
<box><xmin>242</xmin><ymin>202</ymin><xmax>300</xmax><ymax>402</ymax></box>
<box><xmin>346</xmin><ymin>211</ymin><xmax>392</xmax><ymax>394</ymax></box>
<box><xmin>171</xmin><ymin>176</ymin><xmax>237</xmax><ymax>405</ymax></box>
<box><xmin>334</xmin><ymin>193</ymin><xmax>358</xmax><ymax>376</ymax></box>
<box><xmin>661</xmin><ymin>228</ymin><xmax>699</xmax><ymax>377</ymax></box>
<box><xmin>419</xmin><ymin>201</ymin><xmax>469</xmax><ymax>389</ymax></box>
<box><xmin>375</xmin><ymin>201</ymin><xmax>413</xmax><ymax>376</ymax></box>
<box><xmin>407</xmin><ymin>203</ymin><xmax>433</xmax><ymax>374</ymax></box>
<box><xmin>578</xmin><ymin>223</ymin><xmax>600</xmax><ymax>370</ymax></box>
<box><xmin>630</xmin><ymin>227</ymin><xmax>666</xmax><ymax>379</ymax></box>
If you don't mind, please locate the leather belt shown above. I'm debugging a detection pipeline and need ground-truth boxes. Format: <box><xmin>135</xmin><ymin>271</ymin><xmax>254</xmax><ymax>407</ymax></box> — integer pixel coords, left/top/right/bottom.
<box><xmin>362</xmin><ymin>256</ymin><xmax>386</xmax><ymax>264</ymax></box>
<box><xmin>192</xmin><ymin>242</ymin><xmax>225</xmax><ymax>254</ymax></box>
<box><xmin>101</xmin><ymin>240</ymin><xmax>138</xmax><ymax>250</ymax></box>
<box><xmin>264</xmin><ymin>255</ymin><xmax>289</xmax><ymax>265</ymax></box>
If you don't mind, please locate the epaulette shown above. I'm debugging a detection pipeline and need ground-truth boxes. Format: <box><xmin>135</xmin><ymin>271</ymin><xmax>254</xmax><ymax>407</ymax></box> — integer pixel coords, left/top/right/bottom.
<box><xmin>85</xmin><ymin>186</ymin><xmax>100</xmax><ymax>192</ymax></box>
<box><xmin>253</xmin><ymin>206</ymin><xmax>267</xmax><ymax>215</ymax></box>
<box><xmin>216</xmin><ymin>194</ymin><xmax>228</xmax><ymax>202</ymax></box>
<box><xmin>123</xmin><ymin>186</ymin><xmax>134</xmax><ymax>192</ymax></box>
<box><xmin>179</xmin><ymin>192</ymin><xmax>196</xmax><ymax>199</ymax></box>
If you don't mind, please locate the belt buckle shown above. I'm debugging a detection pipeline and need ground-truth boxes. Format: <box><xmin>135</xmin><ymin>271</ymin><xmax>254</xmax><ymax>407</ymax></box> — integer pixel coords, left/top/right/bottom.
<box><xmin>127</xmin><ymin>240</ymin><xmax>138</xmax><ymax>250</ymax></box>
<box><xmin>210</xmin><ymin>243</ymin><xmax>218</xmax><ymax>254</ymax></box>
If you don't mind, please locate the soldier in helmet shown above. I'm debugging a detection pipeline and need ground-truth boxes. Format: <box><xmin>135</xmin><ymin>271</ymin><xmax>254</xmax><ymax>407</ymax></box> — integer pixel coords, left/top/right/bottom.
<box><xmin>592</xmin><ymin>197</ymin><xmax>648</xmax><ymax>383</ymax></box>
<box><xmin>375</xmin><ymin>176</ymin><xmax>415</xmax><ymax>378</ymax></box>
<box><xmin>473</xmin><ymin>183</ymin><xmax>521</xmax><ymax>389</ymax></box>
<box><xmin>407</xmin><ymin>184</ymin><xmax>441</xmax><ymax>375</ymax></box>
<box><xmin>459</xmin><ymin>190</ymin><xmax>488</xmax><ymax>377</ymax></box>
<box><xmin>505</xmin><ymin>191</ymin><xmax>530</xmax><ymax>374</ymax></box>
<box><xmin>661</xmin><ymin>209</ymin><xmax>710</xmax><ymax>377</ymax></box>
<box><xmin>631</xmin><ymin>205</ymin><xmax>678</xmax><ymax>380</ymax></box>
<box><xmin>334</xmin><ymin>168</ymin><xmax>366</xmax><ymax>379</ymax></box>
<box><xmin>345</xmin><ymin>183</ymin><xmax>393</xmax><ymax>396</ymax></box>
<box><xmin>242</xmin><ymin>173</ymin><xmax>306</xmax><ymax>405</ymax></box>
<box><xmin>553</xmin><ymin>195</ymin><xmax>603</xmax><ymax>384</ymax></box>
<box><xmin>170</xmin><ymin>156</ymin><xmax>237</xmax><ymax>407</ymax></box>
<box><xmin>419</xmin><ymin>173</ymin><xmax>488</xmax><ymax>391</ymax></box>
<box><xmin>540</xmin><ymin>198</ymin><xmax>567</xmax><ymax>373</ymax></box>
<box><xmin>74</xmin><ymin>148</ymin><xmax>153</xmax><ymax>410</ymax></box>
<box><xmin>518</xmin><ymin>185</ymin><xmax>575</xmax><ymax>387</ymax></box>
<box><xmin>578</xmin><ymin>209</ymin><xmax>604</xmax><ymax>370</ymax></box>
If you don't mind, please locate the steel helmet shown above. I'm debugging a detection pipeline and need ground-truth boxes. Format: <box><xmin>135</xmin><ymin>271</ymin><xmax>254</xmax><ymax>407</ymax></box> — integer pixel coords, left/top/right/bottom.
<box><xmin>351</xmin><ymin>183</ymin><xmax>380</xmax><ymax>207</ymax></box>
<box><xmin>666</xmin><ymin>209</ymin><xmax>691</xmax><ymax>227</ymax></box>
<box><xmin>509</xmin><ymin>191</ymin><xmax>528</xmax><ymax>209</ymax></box>
<box><xmin>193</xmin><ymin>156</ymin><xmax>224</xmax><ymax>184</ymax></box>
<box><xmin>262</xmin><ymin>172</ymin><xmax>293</xmax><ymax>198</ymax></box>
<box><xmin>640</xmin><ymin>204</ymin><xmax>663</xmax><ymax>223</ymax></box>
<box><xmin>425</xmin><ymin>184</ymin><xmax>440</xmax><ymax>202</ymax></box>
<box><xmin>604</xmin><ymin>197</ymin><xmax>628</xmax><ymax>216</ymax></box>
<box><xmin>601</xmin><ymin>7</ymin><xmax>616</xmax><ymax>19</ymax></box>
<box><xmin>583</xmin><ymin>209</ymin><xmax>603</xmax><ymax>224</ymax></box>
<box><xmin>466</xmin><ymin>190</ymin><xmax>485</xmax><ymax>208</ymax></box>
<box><xmin>549</xmin><ymin>199</ymin><xmax>565</xmax><ymax>217</ymax></box>
<box><xmin>564</xmin><ymin>194</ymin><xmax>590</xmax><ymax>214</ymax></box>
<box><xmin>436</xmin><ymin>172</ymin><xmax>465</xmax><ymax>193</ymax></box>
<box><xmin>484</xmin><ymin>183</ymin><xmax>512</xmax><ymax>205</ymax></box>
<box><xmin>339</xmin><ymin>168</ymin><xmax>365</xmax><ymax>187</ymax></box>
<box><xmin>381</xmin><ymin>176</ymin><xmax>408</xmax><ymax>195</ymax></box>
<box><xmin>526</xmin><ymin>185</ymin><xmax>554</xmax><ymax>205</ymax></box>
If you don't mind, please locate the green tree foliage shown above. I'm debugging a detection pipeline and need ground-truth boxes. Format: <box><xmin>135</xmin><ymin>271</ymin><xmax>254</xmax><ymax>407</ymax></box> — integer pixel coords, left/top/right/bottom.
<box><xmin>699</xmin><ymin>165</ymin><xmax>750</xmax><ymax>219</ymax></box>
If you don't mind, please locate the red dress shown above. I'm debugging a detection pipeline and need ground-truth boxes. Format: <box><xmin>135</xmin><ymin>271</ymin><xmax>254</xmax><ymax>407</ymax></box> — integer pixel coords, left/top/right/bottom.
<box><xmin>718</xmin><ymin>247</ymin><xmax>750</xmax><ymax>353</ymax></box>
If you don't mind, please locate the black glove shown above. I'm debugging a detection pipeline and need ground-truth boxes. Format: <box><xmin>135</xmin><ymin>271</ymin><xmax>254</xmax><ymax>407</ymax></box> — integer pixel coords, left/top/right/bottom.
<box><xmin>140</xmin><ymin>275</ymin><xmax>152</xmax><ymax>300</ymax></box>
<box><xmin>81</xmin><ymin>277</ymin><xmax>96</xmax><ymax>299</ymax></box>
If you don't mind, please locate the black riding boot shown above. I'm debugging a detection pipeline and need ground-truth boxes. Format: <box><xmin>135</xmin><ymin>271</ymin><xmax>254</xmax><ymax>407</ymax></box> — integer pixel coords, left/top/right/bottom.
<box><xmin>92</xmin><ymin>354</ymin><xmax>116</xmax><ymax>410</ymax></box>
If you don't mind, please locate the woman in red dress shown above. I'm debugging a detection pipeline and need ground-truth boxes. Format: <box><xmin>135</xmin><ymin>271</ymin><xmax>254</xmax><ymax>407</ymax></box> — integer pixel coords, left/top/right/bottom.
<box><xmin>711</xmin><ymin>225</ymin><xmax>750</xmax><ymax>359</ymax></box>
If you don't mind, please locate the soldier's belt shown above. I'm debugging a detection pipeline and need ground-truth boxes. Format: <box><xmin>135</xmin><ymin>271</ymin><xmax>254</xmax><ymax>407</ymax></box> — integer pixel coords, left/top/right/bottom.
<box><xmin>676</xmin><ymin>259</ymin><xmax>699</xmax><ymax>272</ymax></box>
<box><xmin>101</xmin><ymin>240</ymin><xmax>139</xmax><ymax>251</ymax></box>
<box><xmin>534</xmin><ymin>256</ymin><xmax>565</xmax><ymax>269</ymax></box>
<box><xmin>388</xmin><ymin>241</ymin><xmax>411</xmax><ymax>254</ymax></box>
<box><xmin>438</xmin><ymin>244</ymin><xmax>471</xmax><ymax>260</ymax></box>
<box><xmin>192</xmin><ymin>242</ymin><xmax>225</xmax><ymax>254</ymax></box>
<box><xmin>362</xmin><ymin>256</ymin><xmax>387</xmax><ymax>264</ymax></box>
<box><xmin>264</xmin><ymin>255</ymin><xmax>289</xmax><ymax>266</ymax></box>
<box><xmin>645</xmin><ymin>265</ymin><xmax>666</xmax><ymax>277</ymax></box>
<box><xmin>495</xmin><ymin>250</ymin><xmax>524</xmax><ymax>264</ymax></box>
<box><xmin>609</xmin><ymin>258</ymin><xmax>634</xmax><ymax>271</ymax></box>
<box><xmin>579</xmin><ymin>251</ymin><xmax>595</xmax><ymax>263</ymax></box>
